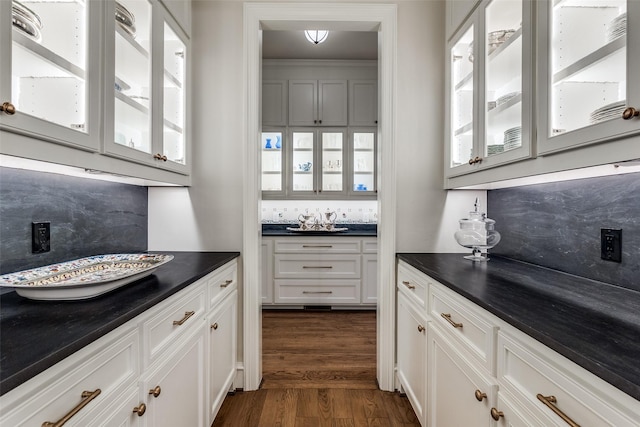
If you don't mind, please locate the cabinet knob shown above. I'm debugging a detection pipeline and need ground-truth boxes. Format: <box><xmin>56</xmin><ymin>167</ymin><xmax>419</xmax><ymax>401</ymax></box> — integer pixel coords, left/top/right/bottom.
<box><xmin>474</xmin><ymin>389</ymin><xmax>487</xmax><ymax>401</ymax></box>
<box><xmin>468</xmin><ymin>156</ymin><xmax>483</xmax><ymax>165</ymax></box>
<box><xmin>133</xmin><ymin>403</ymin><xmax>147</xmax><ymax>417</ymax></box>
<box><xmin>490</xmin><ymin>407</ymin><xmax>504</xmax><ymax>421</ymax></box>
<box><xmin>417</xmin><ymin>324</ymin><xmax>425</xmax><ymax>333</ymax></box>
<box><xmin>149</xmin><ymin>386</ymin><xmax>162</xmax><ymax>398</ymax></box>
<box><xmin>1</xmin><ymin>102</ymin><xmax>16</xmax><ymax>115</ymax></box>
<box><xmin>153</xmin><ymin>153</ymin><xmax>168</xmax><ymax>161</ymax></box>
<box><xmin>622</xmin><ymin>107</ymin><xmax>639</xmax><ymax>120</ymax></box>
<box><xmin>211</xmin><ymin>322</ymin><xmax>219</xmax><ymax>330</ymax></box>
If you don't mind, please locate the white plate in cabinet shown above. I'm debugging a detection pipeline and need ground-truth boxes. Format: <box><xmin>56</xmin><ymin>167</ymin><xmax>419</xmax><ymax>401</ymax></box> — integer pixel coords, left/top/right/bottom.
<box><xmin>429</xmin><ymin>282</ymin><xmax>498</xmax><ymax>375</ymax></box>
<box><xmin>497</xmin><ymin>331</ymin><xmax>640</xmax><ymax>427</ymax></box>
<box><xmin>206</xmin><ymin>261</ymin><xmax>237</xmax><ymax>309</ymax></box>
<box><xmin>274</xmin><ymin>239</ymin><xmax>360</xmax><ymax>254</ymax></box>
<box><xmin>0</xmin><ymin>327</ymin><xmax>138</xmax><ymax>427</ymax></box>
<box><xmin>274</xmin><ymin>254</ymin><xmax>361</xmax><ymax>280</ymax></box>
<box><xmin>140</xmin><ymin>325</ymin><xmax>206</xmax><ymax>427</ymax></box>
<box><xmin>397</xmin><ymin>261</ymin><xmax>429</xmax><ymax>309</ymax></box>
<box><xmin>427</xmin><ymin>323</ymin><xmax>497</xmax><ymax>427</ymax></box>
<box><xmin>274</xmin><ymin>280</ymin><xmax>360</xmax><ymax>304</ymax></box>
<box><xmin>142</xmin><ymin>286</ymin><xmax>205</xmax><ymax>367</ymax></box>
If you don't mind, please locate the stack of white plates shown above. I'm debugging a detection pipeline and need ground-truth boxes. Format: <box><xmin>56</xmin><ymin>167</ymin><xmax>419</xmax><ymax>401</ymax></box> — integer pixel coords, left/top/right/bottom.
<box><xmin>503</xmin><ymin>126</ymin><xmax>522</xmax><ymax>151</ymax></box>
<box><xmin>606</xmin><ymin>13</ymin><xmax>626</xmax><ymax>43</ymax></box>
<box><xmin>12</xmin><ymin>1</ymin><xmax>42</xmax><ymax>42</ymax></box>
<box><xmin>589</xmin><ymin>100</ymin><xmax>626</xmax><ymax>124</ymax></box>
<box><xmin>115</xmin><ymin>2</ymin><xmax>136</xmax><ymax>37</ymax></box>
<box><xmin>487</xmin><ymin>144</ymin><xmax>504</xmax><ymax>155</ymax></box>
<box><xmin>488</xmin><ymin>29</ymin><xmax>517</xmax><ymax>55</ymax></box>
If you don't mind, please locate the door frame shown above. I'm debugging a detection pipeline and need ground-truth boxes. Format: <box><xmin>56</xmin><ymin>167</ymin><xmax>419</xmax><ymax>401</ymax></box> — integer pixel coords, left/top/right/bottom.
<box><xmin>242</xmin><ymin>2</ymin><xmax>397</xmax><ymax>391</ymax></box>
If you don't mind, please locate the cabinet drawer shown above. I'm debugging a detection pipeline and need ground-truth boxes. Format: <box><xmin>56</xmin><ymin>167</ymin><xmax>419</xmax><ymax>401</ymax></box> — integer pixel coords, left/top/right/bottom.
<box><xmin>498</xmin><ymin>331</ymin><xmax>640</xmax><ymax>427</ymax></box>
<box><xmin>397</xmin><ymin>261</ymin><xmax>428</xmax><ymax>309</ymax></box>
<box><xmin>362</xmin><ymin>238</ymin><xmax>377</xmax><ymax>253</ymax></box>
<box><xmin>274</xmin><ymin>239</ymin><xmax>360</xmax><ymax>253</ymax></box>
<box><xmin>0</xmin><ymin>327</ymin><xmax>138</xmax><ymax>427</ymax></box>
<box><xmin>143</xmin><ymin>287</ymin><xmax>206</xmax><ymax>366</ymax></box>
<box><xmin>274</xmin><ymin>254</ymin><xmax>360</xmax><ymax>279</ymax></box>
<box><xmin>206</xmin><ymin>261</ymin><xmax>238</xmax><ymax>309</ymax></box>
<box><xmin>429</xmin><ymin>282</ymin><xmax>498</xmax><ymax>374</ymax></box>
<box><xmin>274</xmin><ymin>280</ymin><xmax>360</xmax><ymax>304</ymax></box>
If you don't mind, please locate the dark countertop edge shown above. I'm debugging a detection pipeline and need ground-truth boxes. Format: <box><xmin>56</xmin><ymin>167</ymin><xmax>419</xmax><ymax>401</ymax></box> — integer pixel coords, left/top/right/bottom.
<box><xmin>0</xmin><ymin>251</ymin><xmax>240</xmax><ymax>396</ymax></box>
<box><xmin>396</xmin><ymin>253</ymin><xmax>640</xmax><ymax>402</ymax></box>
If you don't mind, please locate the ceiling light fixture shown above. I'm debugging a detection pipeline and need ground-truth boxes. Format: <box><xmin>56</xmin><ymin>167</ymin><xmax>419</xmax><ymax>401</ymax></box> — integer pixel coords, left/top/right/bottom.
<box><xmin>304</xmin><ymin>30</ymin><xmax>329</xmax><ymax>44</ymax></box>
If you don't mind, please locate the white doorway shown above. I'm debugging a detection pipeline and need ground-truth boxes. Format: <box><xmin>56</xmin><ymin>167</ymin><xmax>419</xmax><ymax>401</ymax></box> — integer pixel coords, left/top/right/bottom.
<box><xmin>242</xmin><ymin>3</ymin><xmax>397</xmax><ymax>392</ymax></box>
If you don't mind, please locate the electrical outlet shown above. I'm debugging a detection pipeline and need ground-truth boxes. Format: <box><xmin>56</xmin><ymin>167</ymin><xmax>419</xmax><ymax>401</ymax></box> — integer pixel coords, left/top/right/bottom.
<box><xmin>600</xmin><ymin>228</ymin><xmax>622</xmax><ymax>263</ymax></box>
<box><xmin>32</xmin><ymin>222</ymin><xmax>51</xmax><ymax>254</ymax></box>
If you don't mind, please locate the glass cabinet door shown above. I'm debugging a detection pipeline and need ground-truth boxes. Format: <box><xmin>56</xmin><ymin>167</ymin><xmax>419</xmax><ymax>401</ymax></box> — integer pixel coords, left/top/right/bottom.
<box><xmin>1</xmin><ymin>0</ymin><xmax>100</xmax><ymax>150</ymax></box>
<box><xmin>113</xmin><ymin>0</ymin><xmax>152</xmax><ymax>157</ymax></box>
<box><xmin>161</xmin><ymin>20</ymin><xmax>186</xmax><ymax>166</ymax></box>
<box><xmin>291</xmin><ymin>130</ymin><xmax>315</xmax><ymax>194</ymax></box>
<box><xmin>351</xmin><ymin>130</ymin><xmax>376</xmax><ymax>194</ymax></box>
<box><xmin>320</xmin><ymin>130</ymin><xmax>345</xmax><ymax>193</ymax></box>
<box><xmin>538</xmin><ymin>0</ymin><xmax>639</xmax><ymax>154</ymax></box>
<box><xmin>449</xmin><ymin>24</ymin><xmax>475</xmax><ymax>172</ymax></box>
<box><xmin>261</xmin><ymin>130</ymin><xmax>283</xmax><ymax>193</ymax></box>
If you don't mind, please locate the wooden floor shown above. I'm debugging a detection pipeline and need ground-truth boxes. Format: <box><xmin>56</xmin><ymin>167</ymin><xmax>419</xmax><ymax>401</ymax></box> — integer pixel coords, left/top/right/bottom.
<box><xmin>212</xmin><ymin>310</ymin><xmax>420</xmax><ymax>426</ymax></box>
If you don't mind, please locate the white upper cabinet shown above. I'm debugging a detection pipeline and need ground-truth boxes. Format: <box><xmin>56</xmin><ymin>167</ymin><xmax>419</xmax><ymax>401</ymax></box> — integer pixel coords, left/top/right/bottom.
<box><xmin>158</xmin><ymin>0</ymin><xmax>191</xmax><ymax>36</ymax></box>
<box><xmin>349</xmin><ymin>80</ymin><xmax>378</xmax><ymax>126</ymax></box>
<box><xmin>446</xmin><ymin>0</ymin><xmax>481</xmax><ymax>41</ymax></box>
<box><xmin>262</xmin><ymin>80</ymin><xmax>287</xmax><ymax>126</ymax></box>
<box><xmin>104</xmin><ymin>0</ymin><xmax>189</xmax><ymax>175</ymax></box>
<box><xmin>0</xmin><ymin>0</ymin><xmax>101</xmax><ymax>151</ymax></box>
<box><xmin>445</xmin><ymin>0</ymin><xmax>534</xmax><ymax>178</ymax></box>
<box><xmin>288</xmin><ymin>80</ymin><xmax>348</xmax><ymax>126</ymax></box>
<box><xmin>537</xmin><ymin>0</ymin><xmax>640</xmax><ymax>155</ymax></box>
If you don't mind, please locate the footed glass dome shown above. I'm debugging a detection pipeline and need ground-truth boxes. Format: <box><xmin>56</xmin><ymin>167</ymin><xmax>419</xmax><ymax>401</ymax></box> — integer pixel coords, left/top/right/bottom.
<box><xmin>454</xmin><ymin>199</ymin><xmax>501</xmax><ymax>261</ymax></box>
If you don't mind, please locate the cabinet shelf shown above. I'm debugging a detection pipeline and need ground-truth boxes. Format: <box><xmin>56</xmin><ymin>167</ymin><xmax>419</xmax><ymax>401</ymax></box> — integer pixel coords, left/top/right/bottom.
<box><xmin>322</xmin><ymin>148</ymin><xmax>343</xmax><ymax>152</ymax></box>
<box><xmin>454</xmin><ymin>121</ymin><xmax>473</xmax><ymax>136</ymax></box>
<box><xmin>116</xmin><ymin>25</ymin><xmax>149</xmax><ymax>58</ymax></box>
<box><xmin>553</xmin><ymin>36</ymin><xmax>625</xmax><ymax>84</ymax></box>
<box><xmin>163</xmin><ymin>119</ymin><xmax>183</xmax><ymax>133</ymax></box>
<box><xmin>115</xmin><ymin>91</ymin><xmax>149</xmax><ymax>114</ymax></box>
<box><xmin>323</xmin><ymin>171</ymin><xmax>342</xmax><ymax>174</ymax></box>
<box><xmin>354</xmin><ymin>171</ymin><xmax>374</xmax><ymax>175</ymax></box>
<box><xmin>262</xmin><ymin>171</ymin><xmax>281</xmax><ymax>174</ymax></box>
<box><xmin>354</xmin><ymin>148</ymin><xmax>374</xmax><ymax>152</ymax></box>
<box><xmin>488</xmin><ymin>93</ymin><xmax>522</xmax><ymax>117</ymax></box>
<box><xmin>13</xmin><ymin>31</ymin><xmax>85</xmax><ymax>80</ymax></box>
<box><xmin>293</xmin><ymin>148</ymin><xmax>313</xmax><ymax>152</ymax></box>
<box><xmin>455</xmin><ymin>72</ymin><xmax>473</xmax><ymax>91</ymax></box>
<box><xmin>164</xmin><ymin>70</ymin><xmax>182</xmax><ymax>89</ymax></box>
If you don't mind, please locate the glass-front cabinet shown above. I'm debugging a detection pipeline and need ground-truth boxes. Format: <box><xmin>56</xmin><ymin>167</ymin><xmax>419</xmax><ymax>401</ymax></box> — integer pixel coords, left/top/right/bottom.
<box><xmin>0</xmin><ymin>0</ymin><xmax>101</xmax><ymax>150</ymax></box>
<box><xmin>104</xmin><ymin>0</ymin><xmax>189</xmax><ymax>174</ymax></box>
<box><xmin>261</xmin><ymin>128</ymin><xmax>376</xmax><ymax>199</ymax></box>
<box><xmin>446</xmin><ymin>0</ymin><xmax>534</xmax><ymax>178</ymax></box>
<box><xmin>537</xmin><ymin>0</ymin><xmax>640</xmax><ymax>154</ymax></box>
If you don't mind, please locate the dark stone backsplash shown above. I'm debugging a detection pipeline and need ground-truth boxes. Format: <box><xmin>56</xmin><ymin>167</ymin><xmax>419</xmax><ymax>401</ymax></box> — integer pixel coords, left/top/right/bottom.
<box><xmin>0</xmin><ymin>167</ymin><xmax>148</xmax><ymax>275</ymax></box>
<box><xmin>488</xmin><ymin>172</ymin><xmax>640</xmax><ymax>292</ymax></box>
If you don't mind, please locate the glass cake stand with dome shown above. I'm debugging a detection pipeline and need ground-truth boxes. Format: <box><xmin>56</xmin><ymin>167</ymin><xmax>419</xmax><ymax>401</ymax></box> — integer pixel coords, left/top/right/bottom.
<box><xmin>454</xmin><ymin>199</ymin><xmax>501</xmax><ymax>261</ymax></box>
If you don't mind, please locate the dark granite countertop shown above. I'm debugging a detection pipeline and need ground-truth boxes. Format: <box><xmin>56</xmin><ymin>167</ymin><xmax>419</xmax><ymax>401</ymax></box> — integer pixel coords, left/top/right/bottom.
<box><xmin>262</xmin><ymin>223</ymin><xmax>377</xmax><ymax>236</ymax></box>
<box><xmin>0</xmin><ymin>251</ymin><xmax>240</xmax><ymax>396</ymax></box>
<box><xmin>397</xmin><ymin>253</ymin><xmax>640</xmax><ymax>402</ymax></box>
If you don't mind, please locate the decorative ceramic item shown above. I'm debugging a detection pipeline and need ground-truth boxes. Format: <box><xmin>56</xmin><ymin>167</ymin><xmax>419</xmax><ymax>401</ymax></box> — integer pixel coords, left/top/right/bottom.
<box><xmin>454</xmin><ymin>199</ymin><xmax>501</xmax><ymax>261</ymax></box>
<box><xmin>275</xmin><ymin>135</ymin><xmax>282</xmax><ymax>149</ymax></box>
<box><xmin>0</xmin><ymin>253</ymin><xmax>173</xmax><ymax>300</ymax></box>
<box><xmin>265</xmin><ymin>138</ymin><xmax>272</xmax><ymax>149</ymax></box>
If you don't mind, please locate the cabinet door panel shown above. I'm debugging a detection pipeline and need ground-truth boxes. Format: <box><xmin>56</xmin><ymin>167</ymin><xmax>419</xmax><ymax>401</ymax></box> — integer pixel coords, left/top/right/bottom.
<box><xmin>318</xmin><ymin>80</ymin><xmax>347</xmax><ymax>126</ymax></box>
<box><xmin>289</xmin><ymin>80</ymin><xmax>317</xmax><ymax>126</ymax></box>
<box><xmin>263</xmin><ymin>80</ymin><xmax>287</xmax><ymax>126</ymax></box>
<box><xmin>208</xmin><ymin>294</ymin><xmax>237</xmax><ymax>423</ymax></box>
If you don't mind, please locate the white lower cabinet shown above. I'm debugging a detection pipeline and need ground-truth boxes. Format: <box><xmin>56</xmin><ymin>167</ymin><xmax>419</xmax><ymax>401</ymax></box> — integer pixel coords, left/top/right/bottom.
<box><xmin>396</xmin><ymin>292</ymin><xmax>428</xmax><ymax>426</ymax></box>
<box><xmin>207</xmin><ymin>291</ymin><xmax>238</xmax><ymax>422</ymax></box>
<box><xmin>427</xmin><ymin>323</ymin><xmax>497</xmax><ymax>427</ymax></box>
<box><xmin>395</xmin><ymin>260</ymin><xmax>640</xmax><ymax>427</ymax></box>
<box><xmin>141</xmin><ymin>325</ymin><xmax>207</xmax><ymax>427</ymax></box>
<box><xmin>0</xmin><ymin>259</ymin><xmax>238</xmax><ymax>427</ymax></box>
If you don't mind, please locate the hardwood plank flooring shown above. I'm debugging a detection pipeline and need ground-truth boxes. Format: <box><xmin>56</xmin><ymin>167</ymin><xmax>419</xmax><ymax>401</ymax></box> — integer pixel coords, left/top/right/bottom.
<box><xmin>212</xmin><ymin>310</ymin><xmax>420</xmax><ymax>427</ymax></box>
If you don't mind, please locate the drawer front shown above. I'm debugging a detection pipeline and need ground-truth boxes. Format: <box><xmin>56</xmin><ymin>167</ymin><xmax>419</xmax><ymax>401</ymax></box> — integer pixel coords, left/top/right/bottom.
<box><xmin>397</xmin><ymin>261</ymin><xmax>428</xmax><ymax>309</ymax></box>
<box><xmin>274</xmin><ymin>254</ymin><xmax>361</xmax><ymax>279</ymax></box>
<box><xmin>206</xmin><ymin>261</ymin><xmax>238</xmax><ymax>309</ymax></box>
<box><xmin>274</xmin><ymin>239</ymin><xmax>360</xmax><ymax>254</ymax></box>
<box><xmin>143</xmin><ymin>287</ymin><xmax>206</xmax><ymax>366</ymax></box>
<box><xmin>362</xmin><ymin>238</ymin><xmax>378</xmax><ymax>253</ymax></box>
<box><xmin>274</xmin><ymin>280</ymin><xmax>361</xmax><ymax>304</ymax></box>
<box><xmin>0</xmin><ymin>327</ymin><xmax>138</xmax><ymax>427</ymax></box>
<box><xmin>498</xmin><ymin>331</ymin><xmax>640</xmax><ymax>427</ymax></box>
<box><xmin>430</xmin><ymin>283</ymin><xmax>497</xmax><ymax>374</ymax></box>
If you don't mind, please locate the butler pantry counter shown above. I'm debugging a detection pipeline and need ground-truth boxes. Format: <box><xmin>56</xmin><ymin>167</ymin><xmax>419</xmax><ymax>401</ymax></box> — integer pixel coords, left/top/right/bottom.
<box><xmin>0</xmin><ymin>251</ymin><xmax>240</xmax><ymax>397</ymax></box>
<box><xmin>397</xmin><ymin>253</ymin><xmax>640</xmax><ymax>423</ymax></box>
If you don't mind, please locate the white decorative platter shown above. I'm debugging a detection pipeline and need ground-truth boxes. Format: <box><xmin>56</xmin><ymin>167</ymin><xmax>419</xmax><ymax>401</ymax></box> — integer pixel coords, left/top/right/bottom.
<box><xmin>286</xmin><ymin>227</ymin><xmax>348</xmax><ymax>233</ymax></box>
<box><xmin>0</xmin><ymin>254</ymin><xmax>173</xmax><ymax>301</ymax></box>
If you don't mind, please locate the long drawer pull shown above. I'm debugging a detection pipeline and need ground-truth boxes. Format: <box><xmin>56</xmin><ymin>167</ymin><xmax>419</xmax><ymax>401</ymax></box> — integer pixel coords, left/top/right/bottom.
<box><xmin>41</xmin><ymin>389</ymin><xmax>101</xmax><ymax>427</ymax></box>
<box><xmin>173</xmin><ymin>310</ymin><xmax>196</xmax><ymax>326</ymax></box>
<box><xmin>441</xmin><ymin>313</ymin><xmax>463</xmax><ymax>329</ymax></box>
<box><xmin>220</xmin><ymin>279</ymin><xmax>233</xmax><ymax>288</ymax></box>
<box><xmin>402</xmin><ymin>280</ymin><xmax>416</xmax><ymax>290</ymax></box>
<box><xmin>302</xmin><ymin>266</ymin><xmax>333</xmax><ymax>269</ymax></box>
<box><xmin>302</xmin><ymin>291</ymin><xmax>333</xmax><ymax>294</ymax></box>
<box><xmin>537</xmin><ymin>394</ymin><xmax>580</xmax><ymax>427</ymax></box>
<box><xmin>302</xmin><ymin>245</ymin><xmax>333</xmax><ymax>248</ymax></box>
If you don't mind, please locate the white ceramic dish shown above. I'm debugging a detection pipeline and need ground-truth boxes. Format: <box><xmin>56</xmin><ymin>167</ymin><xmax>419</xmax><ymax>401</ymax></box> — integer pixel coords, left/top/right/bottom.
<box><xmin>0</xmin><ymin>253</ymin><xmax>173</xmax><ymax>301</ymax></box>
